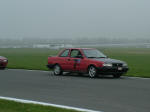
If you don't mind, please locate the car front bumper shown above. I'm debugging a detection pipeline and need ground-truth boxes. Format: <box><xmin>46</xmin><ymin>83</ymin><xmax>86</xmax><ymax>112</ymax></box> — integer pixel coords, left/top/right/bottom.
<box><xmin>97</xmin><ymin>66</ymin><xmax>129</xmax><ymax>75</ymax></box>
<box><xmin>0</xmin><ymin>62</ymin><xmax>8</xmax><ymax>68</ymax></box>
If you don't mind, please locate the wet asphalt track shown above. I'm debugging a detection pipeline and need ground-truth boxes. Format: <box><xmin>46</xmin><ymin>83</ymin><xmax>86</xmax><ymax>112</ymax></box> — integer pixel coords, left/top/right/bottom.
<box><xmin>0</xmin><ymin>69</ymin><xmax>150</xmax><ymax>112</ymax></box>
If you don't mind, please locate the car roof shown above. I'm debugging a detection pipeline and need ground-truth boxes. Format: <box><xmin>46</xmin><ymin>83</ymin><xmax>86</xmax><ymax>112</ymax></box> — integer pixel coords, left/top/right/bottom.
<box><xmin>0</xmin><ymin>56</ymin><xmax>6</xmax><ymax>59</ymax></box>
<box><xmin>65</xmin><ymin>48</ymin><xmax>96</xmax><ymax>50</ymax></box>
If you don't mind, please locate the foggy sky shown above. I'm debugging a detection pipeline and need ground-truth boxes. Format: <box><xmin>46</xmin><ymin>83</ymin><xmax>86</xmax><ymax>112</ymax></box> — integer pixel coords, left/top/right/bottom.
<box><xmin>0</xmin><ymin>0</ymin><xmax>150</xmax><ymax>39</ymax></box>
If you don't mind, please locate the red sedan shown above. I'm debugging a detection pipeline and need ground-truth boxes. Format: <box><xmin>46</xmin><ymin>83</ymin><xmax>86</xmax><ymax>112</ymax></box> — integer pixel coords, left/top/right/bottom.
<box><xmin>0</xmin><ymin>56</ymin><xmax>8</xmax><ymax>69</ymax></box>
<box><xmin>47</xmin><ymin>48</ymin><xmax>129</xmax><ymax>78</ymax></box>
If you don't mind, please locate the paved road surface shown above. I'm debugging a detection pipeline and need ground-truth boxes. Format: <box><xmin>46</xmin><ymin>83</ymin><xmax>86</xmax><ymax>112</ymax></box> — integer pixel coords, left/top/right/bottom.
<box><xmin>0</xmin><ymin>69</ymin><xmax>150</xmax><ymax>112</ymax></box>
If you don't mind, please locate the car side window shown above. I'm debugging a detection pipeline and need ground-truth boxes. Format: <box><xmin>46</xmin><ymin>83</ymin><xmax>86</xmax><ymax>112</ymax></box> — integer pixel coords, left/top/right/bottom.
<box><xmin>60</xmin><ymin>49</ymin><xmax>69</xmax><ymax>57</ymax></box>
<box><xmin>70</xmin><ymin>50</ymin><xmax>82</xmax><ymax>58</ymax></box>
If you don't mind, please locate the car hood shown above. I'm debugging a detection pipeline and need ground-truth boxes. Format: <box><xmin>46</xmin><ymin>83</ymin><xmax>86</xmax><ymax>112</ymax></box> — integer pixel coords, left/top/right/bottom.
<box><xmin>92</xmin><ymin>58</ymin><xmax>125</xmax><ymax>64</ymax></box>
<box><xmin>0</xmin><ymin>56</ymin><xmax>7</xmax><ymax>59</ymax></box>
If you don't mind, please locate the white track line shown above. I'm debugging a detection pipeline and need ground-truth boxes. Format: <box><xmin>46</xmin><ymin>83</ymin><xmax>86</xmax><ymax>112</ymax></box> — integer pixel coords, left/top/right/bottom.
<box><xmin>0</xmin><ymin>96</ymin><xmax>103</xmax><ymax>112</ymax></box>
<box><xmin>9</xmin><ymin>69</ymin><xmax>49</xmax><ymax>73</ymax></box>
<box><xmin>127</xmin><ymin>77</ymin><xmax>150</xmax><ymax>80</ymax></box>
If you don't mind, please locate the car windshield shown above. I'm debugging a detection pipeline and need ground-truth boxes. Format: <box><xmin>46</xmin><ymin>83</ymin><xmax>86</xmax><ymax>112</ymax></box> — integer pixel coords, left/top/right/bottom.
<box><xmin>83</xmin><ymin>49</ymin><xmax>107</xmax><ymax>58</ymax></box>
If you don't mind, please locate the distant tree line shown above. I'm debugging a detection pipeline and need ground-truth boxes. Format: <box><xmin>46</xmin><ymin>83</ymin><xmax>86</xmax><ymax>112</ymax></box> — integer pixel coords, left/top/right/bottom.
<box><xmin>0</xmin><ymin>37</ymin><xmax>150</xmax><ymax>46</ymax></box>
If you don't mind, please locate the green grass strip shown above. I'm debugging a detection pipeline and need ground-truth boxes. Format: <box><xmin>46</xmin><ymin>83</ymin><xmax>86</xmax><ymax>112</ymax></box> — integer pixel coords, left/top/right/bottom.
<box><xmin>0</xmin><ymin>99</ymin><xmax>80</xmax><ymax>112</ymax></box>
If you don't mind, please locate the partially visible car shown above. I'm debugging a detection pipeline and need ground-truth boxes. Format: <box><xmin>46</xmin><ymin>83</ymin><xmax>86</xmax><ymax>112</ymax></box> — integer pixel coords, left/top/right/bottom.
<box><xmin>0</xmin><ymin>56</ymin><xmax>8</xmax><ymax>69</ymax></box>
<box><xmin>47</xmin><ymin>48</ymin><xmax>129</xmax><ymax>78</ymax></box>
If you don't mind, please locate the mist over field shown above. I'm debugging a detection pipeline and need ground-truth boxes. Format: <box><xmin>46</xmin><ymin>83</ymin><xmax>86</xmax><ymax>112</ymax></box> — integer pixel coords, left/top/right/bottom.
<box><xmin>0</xmin><ymin>0</ymin><xmax>150</xmax><ymax>46</ymax></box>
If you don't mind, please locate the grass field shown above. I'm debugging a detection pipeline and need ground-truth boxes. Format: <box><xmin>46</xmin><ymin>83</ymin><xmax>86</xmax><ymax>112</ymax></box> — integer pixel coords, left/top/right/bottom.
<box><xmin>0</xmin><ymin>99</ymin><xmax>79</xmax><ymax>112</ymax></box>
<box><xmin>0</xmin><ymin>48</ymin><xmax>150</xmax><ymax>78</ymax></box>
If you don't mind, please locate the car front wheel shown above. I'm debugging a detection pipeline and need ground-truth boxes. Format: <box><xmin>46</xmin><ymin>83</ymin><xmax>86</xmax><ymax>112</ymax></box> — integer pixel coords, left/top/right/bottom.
<box><xmin>53</xmin><ymin>65</ymin><xmax>62</xmax><ymax>75</ymax></box>
<box><xmin>88</xmin><ymin>66</ymin><xmax>97</xmax><ymax>78</ymax></box>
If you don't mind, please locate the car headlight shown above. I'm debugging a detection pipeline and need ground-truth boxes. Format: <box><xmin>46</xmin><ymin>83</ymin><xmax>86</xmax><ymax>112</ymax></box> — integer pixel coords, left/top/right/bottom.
<box><xmin>123</xmin><ymin>63</ymin><xmax>128</xmax><ymax>67</ymax></box>
<box><xmin>103</xmin><ymin>63</ymin><xmax>112</xmax><ymax>67</ymax></box>
<box><xmin>3</xmin><ymin>59</ymin><xmax>7</xmax><ymax>62</ymax></box>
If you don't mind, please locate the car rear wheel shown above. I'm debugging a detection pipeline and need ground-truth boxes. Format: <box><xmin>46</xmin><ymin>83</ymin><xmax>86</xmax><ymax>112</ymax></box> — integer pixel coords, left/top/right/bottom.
<box><xmin>53</xmin><ymin>65</ymin><xmax>62</xmax><ymax>75</ymax></box>
<box><xmin>88</xmin><ymin>66</ymin><xmax>97</xmax><ymax>78</ymax></box>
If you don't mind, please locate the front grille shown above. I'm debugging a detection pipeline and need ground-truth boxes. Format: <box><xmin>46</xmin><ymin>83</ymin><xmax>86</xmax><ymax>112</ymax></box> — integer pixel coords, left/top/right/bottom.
<box><xmin>112</xmin><ymin>63</ymin><xmax>123</xmax><ymax>67</ymax></box>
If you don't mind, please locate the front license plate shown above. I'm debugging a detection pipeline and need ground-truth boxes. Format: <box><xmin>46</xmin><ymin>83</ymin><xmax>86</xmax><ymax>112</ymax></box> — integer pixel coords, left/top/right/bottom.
<box><xmin>118</xmin><ymin>67</ymin><xmax>122</xmax><ymax>70</ymax></box>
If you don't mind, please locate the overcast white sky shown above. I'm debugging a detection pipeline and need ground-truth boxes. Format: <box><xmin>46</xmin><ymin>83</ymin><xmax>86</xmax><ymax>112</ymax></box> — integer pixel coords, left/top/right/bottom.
<box><xmin>0</xmin><ymin>0</ymin><xmax>150</xmax><ymax>39</ymax></box>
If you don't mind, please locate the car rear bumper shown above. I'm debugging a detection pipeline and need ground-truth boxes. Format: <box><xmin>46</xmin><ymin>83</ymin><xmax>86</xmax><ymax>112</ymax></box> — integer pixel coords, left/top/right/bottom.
<box><xmin>97</xmin><ymin>66</ymin><xmax>129</xmax><ymax>75</ymax></box>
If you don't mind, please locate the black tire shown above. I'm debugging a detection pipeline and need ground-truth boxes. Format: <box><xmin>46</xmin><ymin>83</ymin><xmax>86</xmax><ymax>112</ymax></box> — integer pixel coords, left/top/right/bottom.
<box><xmin>88</xmin><ymin>66</ymin><xmax>97</xmax><ymax>78</ymax></box>
<box><xmin>113</xmin><ymin>74</ymin><xmax>121</xmax><ymax>78</ymax></box>
<box><xmin>53</xmin><ymin>64</ymin><xmax>63</xmax><ymax>75</ymax></box>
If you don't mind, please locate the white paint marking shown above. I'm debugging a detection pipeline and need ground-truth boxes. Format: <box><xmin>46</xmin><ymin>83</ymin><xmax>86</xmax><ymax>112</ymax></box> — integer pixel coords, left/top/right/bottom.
<box><xmin>26</xmin><ymin>70</ymin><xmax>35</xmax><ymax>72</ymax></box>
<box><xmin>127</xmin><ymin>77</ymin><xmax>150</xmax><ymax>80</ymax></box>
<box><xmin>26</xmin><ymin>70</ymin><xmax>49</xmax><ymax>73</ymax></box>
<box><xmin>0</xmin><ymin>96</ymin><xmax>103</xmax><ymax>112</ymax></box>
<box><xmin>9</xmin><ymin>69</ymin><xmax>49</xmax><ymax>73</ymax></box>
